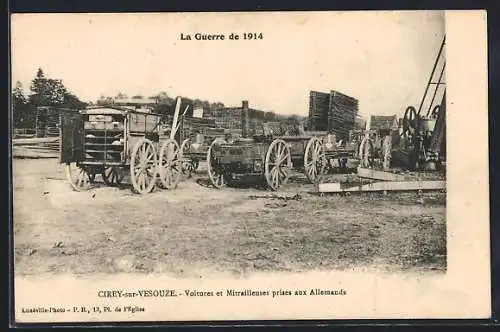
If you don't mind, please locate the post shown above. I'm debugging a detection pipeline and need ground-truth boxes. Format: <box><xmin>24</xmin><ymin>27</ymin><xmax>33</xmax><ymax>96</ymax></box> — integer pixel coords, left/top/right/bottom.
<box><xmin>170</xmin><ymin>97</ymin><xmax>182</xmax><ymax>140</ymax></box>
<box><xmin>241</xmin><ymin>100</ymin><xmax>250</xmax><ymax>138</ymax></box>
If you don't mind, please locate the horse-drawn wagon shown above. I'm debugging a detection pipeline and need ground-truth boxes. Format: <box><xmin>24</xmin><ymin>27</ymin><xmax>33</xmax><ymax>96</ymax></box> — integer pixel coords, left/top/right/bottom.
<box><xmin>60</xmin><ymin>106</ymin><xmax>182</xmax><ymax>194</ymax></box>
<box><xmin>206</xmin><ymin>122</ymin><xmax>359</xmax><ymax>190</ymax></box>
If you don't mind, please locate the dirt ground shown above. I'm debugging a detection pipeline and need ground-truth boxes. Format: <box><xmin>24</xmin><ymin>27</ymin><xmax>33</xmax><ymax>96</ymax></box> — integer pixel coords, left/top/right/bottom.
<box><xmin>12</xmin><ymin>158</ymin><xmax>446</xmax><ymax>278</ymax></box>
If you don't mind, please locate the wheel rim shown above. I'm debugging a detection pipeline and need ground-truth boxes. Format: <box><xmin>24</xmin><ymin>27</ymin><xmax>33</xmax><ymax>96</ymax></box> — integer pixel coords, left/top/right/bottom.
<box><xmin>159</xmin><ymin>139</ymin><xmax>182</xmax><ymax>189</ymax></box>
<box><xmin>304</xmin><ymin>137</ymin><xmax>326</xmax><ymax>183</ymax></box>
<box><xmin>102</xmin><ymin>166</ymin><xmax>124</xmax><ymax>186</ymax></box>
<box><xmin>265</xmin><ymin>139</ymin><xmax>291</xmax><ymax>191</ymax></box>
<box><xmin>180</xmin><ymin>138</ymin><xmax>193</xmax><ymax>175</ymax></box>
<box><xmin>130</xmin><ymin>138</ymin><xmax>158</xmax><ymax>194</ymax></box>
<box><xmin>65</xmin><ymin>163</ymin><xmax>92</xmax><ymax>191</ymax></box>
<box><xmin>207</xmin><ymin>140</ymin><xmax>225</xmax><ymax>188</ymax></box>
<box><xmin>403</xmin><ymin>106</ymin><xmax>418</xmax><ymax>137</ymax></box>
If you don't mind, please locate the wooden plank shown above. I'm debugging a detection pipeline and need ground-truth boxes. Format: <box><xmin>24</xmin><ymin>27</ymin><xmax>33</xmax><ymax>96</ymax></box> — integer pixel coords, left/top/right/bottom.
<box><xmin>317</xmin><ymin>180</ymin><xmax>445</xmax><ymax>193</ymax></box>
<box><xmin>357</xmin><ymin>167</ymin><xmax>407</xmax><ymax>181</ymax></box>
<box><xmin>170</xmin><ymin>97</ymin><xmax>182</xmax><ymax>140</ymax></box>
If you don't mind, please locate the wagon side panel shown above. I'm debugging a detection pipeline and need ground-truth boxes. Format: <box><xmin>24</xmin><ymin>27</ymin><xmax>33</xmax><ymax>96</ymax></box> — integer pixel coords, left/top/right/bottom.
<box><xmin>60</xmin><ymin>112</ymin><xmax>84</xmax><ymax>164</ymax></box>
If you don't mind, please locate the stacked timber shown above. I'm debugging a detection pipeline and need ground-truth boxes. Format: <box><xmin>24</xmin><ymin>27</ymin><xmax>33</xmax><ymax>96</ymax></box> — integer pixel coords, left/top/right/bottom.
<box><xmin>308</xmin><ymin>91</ymin><xmax>330</xmax><ymax>131</ymax></box>
<box><xmin>213</xmin><ymin>108</ymin><xmax>242</xmax><ymax>129</ymax></box>
<box><xmin>308</xmin><ymin>90</ymin><xmax>359</xmax><ymax>141</ymax></box>
<box><xmin>328</xmin><ymin>90</ymin><xmax>359</xmax><ymax>141</ymax></box>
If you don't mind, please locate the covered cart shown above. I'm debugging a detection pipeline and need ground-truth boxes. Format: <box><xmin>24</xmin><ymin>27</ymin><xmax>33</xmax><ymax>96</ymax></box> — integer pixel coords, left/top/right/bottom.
<box><xmin>59</xmin><ymin>106</ymin><xmax>182</xmax><ymax>194</ymax></box>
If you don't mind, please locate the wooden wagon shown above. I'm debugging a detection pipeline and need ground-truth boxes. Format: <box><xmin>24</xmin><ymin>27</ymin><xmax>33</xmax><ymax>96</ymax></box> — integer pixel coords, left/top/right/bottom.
<box><xmin>60</xmin><ymin>106</ymin><xmax>182</xmax><ymax>194</ymax></box>
<box><xmin>206</xmin><ymin>122</ymin><xmax>359</xmax><ymax>190</ymax></box>
<box><xmin>179</xmin><ymin>128</ymin><xmax>228</xmax><ymax>176</ymax></box>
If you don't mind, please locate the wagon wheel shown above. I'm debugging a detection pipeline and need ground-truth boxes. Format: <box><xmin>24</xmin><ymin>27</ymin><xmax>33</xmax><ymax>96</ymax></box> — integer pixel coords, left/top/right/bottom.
<box><xmin>402</xmin><ymin>106</ymin><xmax>418</xmax><ymax>136</ymax></box>
<box><xmin>265</xmin><ymin>139</ymin><xmax>292</xmax><ymax>191</ymax></box>
<box><xmin>207</xmin><ymin>140</ymin><xmax>226</xmax><ymax>189</ymax></box>
<box><xmin>130</xmin><ymin>138</ymin><xmax>158</xmax><ymax>194</ymax></box>
<box><xmin>102</xmin><ymin>166</ymin><xmax>124</xmax><ymax>186</ymax></box>
<box><xmin>304</xmin><ymin>137</ymin><xmax>327</xmax><ymax>183</ymax></box>
<box><xmin>358</xmin><ymin>136</ymin><xmax>374</xmax><ymax>168</ymax></box>
<box><xmin>65</xmin><ymin>163</ymin><xmax>93</xmax><ymax>191</ymax></box>
<box><xmin>158</xmin><ymin>138</ymin><xmax>182</xmax><ymax>189</ymax></box>
<box><xmin>180</xmin><ymin>138</ymin><xmax>194</xmax><ymax>176</ymax></box>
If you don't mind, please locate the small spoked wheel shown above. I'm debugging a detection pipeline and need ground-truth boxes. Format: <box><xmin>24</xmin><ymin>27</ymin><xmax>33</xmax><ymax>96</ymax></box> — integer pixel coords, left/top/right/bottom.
<box><xmin>180</xmin><ymin>138</ymin><xmax>194</xmax><ymax>176</ymax></box>
<box><xmin>130</xmin><ymin>138</ymin><xmax>158</xmax><ymax>194</ymax></box>
<box><xmin>65</xmin><ymin>162</ymin><xmax>93</xmax><ymax>191</ymax></box>
<box><xmin>207</xmin><ymin>140</ymin><xmax>226</xmax><ymax>189</ymax></box>
<box><xmin>158</xmin><ymin>139</ymin><xmax>182</xmax><ymax>189</ymax></box>
<box><xmin>102</xmin><ymin>166</ymin><xmax>124</xmax><ymax>186</ymax></box>
<box><xmin>304</xmin><ymin>137</ymin><xmax>326</xmax><ymax>183</ymax></box>
<box><xmin>265</xmin><ymin>139</ymin><xmax>292</xmax><ymax>191</ymax></box>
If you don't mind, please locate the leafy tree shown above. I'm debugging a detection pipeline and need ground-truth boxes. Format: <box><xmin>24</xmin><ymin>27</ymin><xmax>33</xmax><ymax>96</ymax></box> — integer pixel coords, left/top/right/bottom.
<box><xmin>29</xmin><ymin>68</ymin><xmax>67</xmax><ymax>106</ymax></box>
<box><xmin>61</xmin><ymin>93</ymin><xmax>88</xmax><ymax>109</ymax></box>
<box><xmin>96</xmin><ymin>95</ymin><xmax>115</xmax><ymax>106</ymax></box>
<box><xmin>12</xmin><ymin>81</ymin><xmax>32</xmax><ymax>128</ymax></box>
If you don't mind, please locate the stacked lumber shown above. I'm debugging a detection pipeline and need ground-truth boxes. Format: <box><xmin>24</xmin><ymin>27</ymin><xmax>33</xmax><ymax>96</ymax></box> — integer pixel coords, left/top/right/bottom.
<box><xmin>328</xmin><ymin>90</ymin><xmax>359</xmax><ymax>141</ymax></box>
<box><xmin>308</xmin><ymin>90</ymin><xmax>359</xmax><ymax>141</ymax></box>
<box><xmin>213</xmin><ymin>108</ymin><xmax>242</xmax><ymax>129</ymax></box>
<box><xmin>308</xmin><ymin>91</ymin><xmax>330</xmax><ymax>131</ymax></box>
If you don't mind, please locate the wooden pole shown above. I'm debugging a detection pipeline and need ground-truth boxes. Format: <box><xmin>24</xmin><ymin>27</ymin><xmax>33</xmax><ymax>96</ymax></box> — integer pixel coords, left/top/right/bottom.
<box><xmin>170</xmin><ymin>97</ymin><xmax>182</xmax><ymax>140</ymax></box>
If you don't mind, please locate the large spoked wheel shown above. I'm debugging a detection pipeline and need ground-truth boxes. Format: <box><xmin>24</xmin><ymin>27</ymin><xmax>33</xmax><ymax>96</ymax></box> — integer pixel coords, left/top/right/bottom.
<box><xmin>158</xmin><ymin>139</ymin><xmax>182</xmax><ymax>190</ymax></box>
<box><xmin>403</xmin><ymin>106</ymin><xmax>418</xmax><ymax>136</ymax></box>
<box><xmin>102</xmin><ymin>166</ymin><xmax>124</xmax><ymax>186</ymax></box>
<box><xmin>265</xmin><ymin>139</ymin><xmax>292</xmax><ymax>191</ymax></box>
<box><xmin>207</xmin><ymin>140</ymin><xmax>226</xmax><ymax>189</ymax></box>
<box><xmin>130</xmin><ymin>138</ymin><xmax>158</xmax><ymax>194</ymax></box>
<box><xmin>180</xmin><ymin>138</ymin><xmax>194</xmax><ymax>176</ymax></box>
<box><xmin>65</xmin><ymin>162</ymin><xmax>93</xmax><ymax>191</ymax></box>
<box><xmin>304</xmin><ymin>137</ymin><xmax>327</xmax><ymax>183</ymax></box>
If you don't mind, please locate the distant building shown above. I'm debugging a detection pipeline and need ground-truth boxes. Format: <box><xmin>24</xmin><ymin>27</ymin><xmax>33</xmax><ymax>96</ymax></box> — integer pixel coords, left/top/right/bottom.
<box><xmin>368</xmin><ymin>115</ymin><xmax>399</xmax><ymax>131</ymax></box>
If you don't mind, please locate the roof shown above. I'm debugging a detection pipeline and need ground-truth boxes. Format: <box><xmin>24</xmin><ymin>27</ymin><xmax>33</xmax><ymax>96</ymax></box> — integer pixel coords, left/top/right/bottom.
<box><xmin>113</xmin><ymin>98</ymin><xmax>157</xmax><ymax>105</ymax></box>
<box><xmin>83</xmin><ymin>106</ymin><xmax>158</xmax><ymax>115</ymax></box>
<box><xmin>369</xmin><ymin>115</ymin><xmax>398</xmax><ymax>130</ymax></box>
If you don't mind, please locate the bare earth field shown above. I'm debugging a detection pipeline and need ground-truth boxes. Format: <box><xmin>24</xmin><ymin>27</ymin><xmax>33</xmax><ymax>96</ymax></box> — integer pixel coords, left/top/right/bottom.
<box><xmin>13</xmin><ymin>158</ymin><xmax>446</xmax><ymax>278</ymax></box>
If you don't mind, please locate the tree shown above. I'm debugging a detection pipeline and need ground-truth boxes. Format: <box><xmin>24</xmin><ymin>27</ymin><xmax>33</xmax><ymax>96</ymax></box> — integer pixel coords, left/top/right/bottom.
<box><xmin>12</xmin><ymin>81</ymin><xmax>26</xmax><ymax>106</ymax></box>
<box><xmin>60</xmin><ymin>92</ymin><xmax>88</xmax><ymax>109</ymax></box>
<box><xmin>12</xmin><ymin>81</ymin><xmax>31</xmax><ymax>128</ymax></box>
<box><xmin>29</xmin><ymin>68</ymin><xmax>67</xmax><ymax>106</ymax></box>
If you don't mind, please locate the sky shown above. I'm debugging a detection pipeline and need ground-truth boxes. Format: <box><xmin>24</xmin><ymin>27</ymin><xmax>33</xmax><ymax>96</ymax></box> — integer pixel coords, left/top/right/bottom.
<box><xmin>11</xmin><ymin>11</ymin><xmax>445</xmax><ymax>118</ymax></box>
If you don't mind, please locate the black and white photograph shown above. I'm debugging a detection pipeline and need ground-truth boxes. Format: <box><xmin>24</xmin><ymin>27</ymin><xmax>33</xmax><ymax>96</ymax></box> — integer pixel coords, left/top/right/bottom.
<box><xmin>10</xmin><ymin>10</ymin><xmax>490</xmax><ymax>323</ymax></box>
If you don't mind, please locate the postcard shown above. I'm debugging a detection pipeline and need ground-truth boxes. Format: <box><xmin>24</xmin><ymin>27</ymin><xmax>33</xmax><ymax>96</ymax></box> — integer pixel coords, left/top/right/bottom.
<box><xmin>11</xmin><ymin>10</ymin><xmax>490</xmax><ymax>323</ymax></box>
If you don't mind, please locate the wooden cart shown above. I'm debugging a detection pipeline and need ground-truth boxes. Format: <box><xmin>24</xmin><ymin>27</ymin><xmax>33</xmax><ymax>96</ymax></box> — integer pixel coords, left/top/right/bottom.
<box><xmin>60</xmin><ymin>106</ymin><xmax>182</xmax><ymax>194</ymax></box>
<box><xmin>179</xmin><ymin>128</ymin><xmax>227</xmax><ymax>176</ymax></box>
<box><xmin>206</xmin><ymin>124</ymin><xmax>359</xmax><ymax>190</ymax></box>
